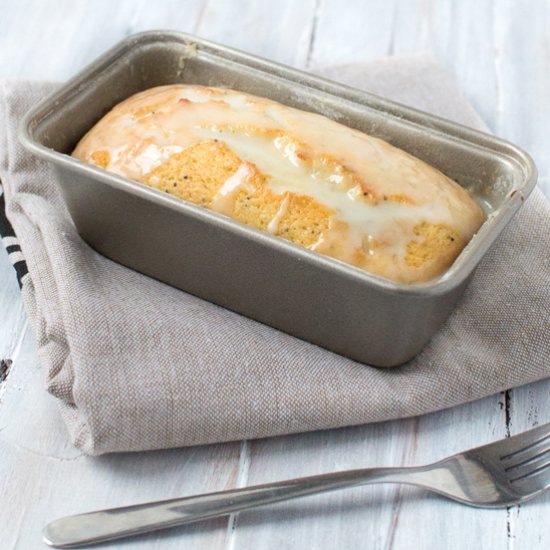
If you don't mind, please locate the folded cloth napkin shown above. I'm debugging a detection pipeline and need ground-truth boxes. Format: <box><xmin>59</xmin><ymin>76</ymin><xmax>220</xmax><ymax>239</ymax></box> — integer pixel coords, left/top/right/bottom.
<box><xmin>1</xmin><ymin>55</ymin><xmax>549</xmax><ymax>455</ymax></box>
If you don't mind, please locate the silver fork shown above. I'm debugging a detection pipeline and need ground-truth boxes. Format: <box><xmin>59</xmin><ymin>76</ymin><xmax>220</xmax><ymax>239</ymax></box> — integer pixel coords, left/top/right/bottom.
<box><xmin>44</xmin><ymin>422</ymin><xmax>550</xmax><ymax>548</ymax></box>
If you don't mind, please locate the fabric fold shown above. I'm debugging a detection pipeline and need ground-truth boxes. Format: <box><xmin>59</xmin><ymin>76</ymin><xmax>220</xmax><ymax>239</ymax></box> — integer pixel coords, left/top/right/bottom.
<box><xmin>0</xmin><ymin>56</ymin><xmax>548</xmax><ymax>455</ymax></box>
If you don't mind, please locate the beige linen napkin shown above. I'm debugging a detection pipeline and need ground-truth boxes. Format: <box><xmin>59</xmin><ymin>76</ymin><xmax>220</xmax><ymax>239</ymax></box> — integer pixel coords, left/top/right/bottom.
<box><xmin>1</xmin><ymin>55</ymin><xmax>549</xmax><ymax>455</ymax></box>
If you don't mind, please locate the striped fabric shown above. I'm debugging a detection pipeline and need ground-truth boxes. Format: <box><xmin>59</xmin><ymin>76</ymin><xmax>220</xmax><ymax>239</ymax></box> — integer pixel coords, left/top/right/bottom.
<box><xmin>0</xmin><ymin>180</ymin><xmax>28</xmax><ymax>287</ymax></box>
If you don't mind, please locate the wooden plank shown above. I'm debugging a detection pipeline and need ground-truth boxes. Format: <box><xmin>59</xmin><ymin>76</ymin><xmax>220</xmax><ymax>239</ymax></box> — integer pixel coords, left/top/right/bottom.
<box><xmin>311</xmin><ymin>0</ymin><xmax>499</xmax><ymax>131</ymax></box>
<box><xmin>493</xmin><ymin>0</ymin><xmax>550</xmax><ymax>198</ymax></box>
<box><xmin>311</xmin><ymin>0</ymin><xmax>398</xmax><ymax>65</ymax></box>
<box><xmin>506</xmin><ymin>380</ymin><xmax>550</xmax><ymax>548</ymax></box>
<box><xmin>230</xmin><ymin>400</ymin><xmax>508</xmax><ymax>550</ymax></box>
<box><xmin>0</xmin><ymin>0</ymin><xmax>145</xmax><ymax>80</ymax></box>
<box><xmin>194</xmin><ymin>0</ymin><xmax>318</xmax><ymax>67</ymax></box>
<box><xmin>0</xmin><ymin>326</ymin><xmax>243</xmax><ymax>549</ymax></box>
<box><xmin>391</xmin><ymin>0</ymin><xmax>500</xmax><ymax>132</ymax></box>
<box><xmin>386</xmin><ymin>402</ymin><xmax>509</xmax><ymax>550</ymax></box>
<box><xmin>0</xmin><ymin>0</ymin><xmax>317</xmax><ymax>79</ymax></box>
<box><xmin>127</xmin><ymin>0</ymin><xmax>208</xmax><ymax>35</ymax></box>
<box><xmin>492</xmin><ymin>1</ymin><xmax>550</xmax><ymax>547</ymax></box>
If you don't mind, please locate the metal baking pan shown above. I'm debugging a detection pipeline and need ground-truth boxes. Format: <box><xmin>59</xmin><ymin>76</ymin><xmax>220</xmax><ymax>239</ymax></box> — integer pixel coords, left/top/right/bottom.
<box><xmin>19</xmin><ymin>31</ymin><xmax>537</xmax><ymax>367</ymax></box>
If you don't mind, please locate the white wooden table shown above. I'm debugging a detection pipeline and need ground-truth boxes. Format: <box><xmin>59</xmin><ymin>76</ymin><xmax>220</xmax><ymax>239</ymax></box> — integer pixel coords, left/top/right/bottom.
<box><xmin>1</xmin><ymin>1</ymin><xmax>549</xmax><ymax>548</ymax></box>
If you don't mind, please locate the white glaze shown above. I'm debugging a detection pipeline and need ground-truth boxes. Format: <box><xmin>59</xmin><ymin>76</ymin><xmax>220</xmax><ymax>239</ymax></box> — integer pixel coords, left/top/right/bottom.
<box><xmin>73</xmin><ymin>84</ymin><xmax>486</xmax><ymax>282</ymax></box>
<box><xmin>267</xmin><ymin>194</ymin><xmax>290</xmax><ymax>234</ymax></box>
<box><xmin>210</xmin><ymin>162</ymin><xmax>256</xmax><ymax>216</ymax></box>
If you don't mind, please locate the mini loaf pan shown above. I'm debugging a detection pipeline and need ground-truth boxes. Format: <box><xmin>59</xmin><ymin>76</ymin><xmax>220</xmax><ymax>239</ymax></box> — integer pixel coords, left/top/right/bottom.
<box><xmin>19</xmin><ymin>31</ymin><xmax>537</xmax><ymax>367</ymax></box>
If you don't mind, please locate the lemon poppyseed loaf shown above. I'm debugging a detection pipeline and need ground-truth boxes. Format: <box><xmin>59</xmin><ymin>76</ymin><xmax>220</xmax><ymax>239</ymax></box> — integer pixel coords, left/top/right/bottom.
<box><xmin>72</xmin><ymin>85</ymin><xmax>485</xmax><ymax>283</ymax></box>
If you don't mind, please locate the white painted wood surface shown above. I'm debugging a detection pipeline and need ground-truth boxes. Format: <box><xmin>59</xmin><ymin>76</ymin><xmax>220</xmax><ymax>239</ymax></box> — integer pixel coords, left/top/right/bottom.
<box><xmin>1</xmin><ymin>1</ymin><xmax>549</xmax><ymax>548</ymax></box>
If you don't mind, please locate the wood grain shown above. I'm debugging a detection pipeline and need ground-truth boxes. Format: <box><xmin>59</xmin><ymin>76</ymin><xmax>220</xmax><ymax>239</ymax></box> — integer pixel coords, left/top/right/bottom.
<box><xmin>0</xmin><ymin>328</ymin><xmax>243</xmax><ymax>549</ymax></box>
<box><xmin>0</xmin><ymin>1</ymin><xmax>548</xmax><ymax>548</ymax></box>
<box><xmin>231</xmin><ymin>404</ymin><xmax>509</xmax><ymax>550</ymax></box>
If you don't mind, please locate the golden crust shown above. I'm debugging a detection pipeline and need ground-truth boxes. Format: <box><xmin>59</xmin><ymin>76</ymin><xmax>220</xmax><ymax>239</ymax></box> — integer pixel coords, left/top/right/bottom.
<box><xmin>144</xmin><ymin>139</ymin><xmax>333</xmax><ymax>248</ymax></box>
<box><xmin>72</xmin><ymin>84</ymin><xmax>485</xmax><ymax>283</ymax></box>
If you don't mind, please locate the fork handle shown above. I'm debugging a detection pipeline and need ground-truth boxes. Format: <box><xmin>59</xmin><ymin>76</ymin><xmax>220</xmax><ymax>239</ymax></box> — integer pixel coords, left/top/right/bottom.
<box><xmin>44</xmin><ymin>466</ymin><xmax>422</xmax><ymax>548</ymax></box>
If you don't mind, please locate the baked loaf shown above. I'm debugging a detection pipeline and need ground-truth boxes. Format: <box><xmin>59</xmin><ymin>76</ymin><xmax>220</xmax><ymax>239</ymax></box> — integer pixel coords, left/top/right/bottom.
<box><xmin>72</xmin><ymin>85</ymin><xmax>485</xmax><ymax>283</ymax></box>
